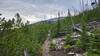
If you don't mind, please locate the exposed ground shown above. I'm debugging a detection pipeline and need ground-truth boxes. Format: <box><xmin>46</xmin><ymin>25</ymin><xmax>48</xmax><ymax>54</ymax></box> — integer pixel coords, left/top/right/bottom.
<box><xmin>42</xmin><ymin>33</ymin><xmax>51</xmax><ymax>56</ymax></box>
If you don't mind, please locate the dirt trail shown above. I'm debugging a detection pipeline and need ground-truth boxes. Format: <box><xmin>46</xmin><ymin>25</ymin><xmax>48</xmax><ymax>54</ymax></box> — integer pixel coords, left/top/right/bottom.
<box><xmin>42</xmin><ymin>31</ymin><xmax>51</xmax><ymax>56</ymax></box>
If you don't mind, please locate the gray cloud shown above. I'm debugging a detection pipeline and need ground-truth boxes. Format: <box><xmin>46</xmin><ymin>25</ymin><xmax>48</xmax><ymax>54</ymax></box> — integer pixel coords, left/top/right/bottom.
<box><xmin>0</xmin><ymin>0</ymin><xmax>94</xmax><ymax>23</ymax></box>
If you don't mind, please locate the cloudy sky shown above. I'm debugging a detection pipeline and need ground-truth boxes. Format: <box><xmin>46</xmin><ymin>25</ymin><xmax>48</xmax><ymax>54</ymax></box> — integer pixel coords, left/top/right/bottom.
<box><xmin>0</xmin><ymin>0</ymin><xmax>96</xmax><ymax>23</ymax></box>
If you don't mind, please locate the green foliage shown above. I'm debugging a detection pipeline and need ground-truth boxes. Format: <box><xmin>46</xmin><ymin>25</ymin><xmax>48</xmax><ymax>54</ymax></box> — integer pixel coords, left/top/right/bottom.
<box><xmin>86</xmin><ymin>52</ymin><xmax>100</xmax><ymax>56</ymax></box>
<box><xmin>62</xmin><ymin>7</ymin><xmax>100</xmax><ymax>55</ymax></box>
<box><xmin>63</xmin><ymin>44</ymin><xmax>71</xmax><ymax>49</ymax></box>
<box><xmin>49</xmin><ymin>43</ymin><xmax>56</xmax><ymax>50</ymax></box>
<box><xmin>0</xmin><ymin>13</ymin><xmax>50</xmax><ymax>56</ymax></box>
<box><xmin>76</xmin><ymin>39</ymin><xmax>81</xmax><ymax>47</ymax></box>
<box><xmin>65</xmin><ymin>34</ymin><xmax>75</xmax><ymax>45</ymax></box>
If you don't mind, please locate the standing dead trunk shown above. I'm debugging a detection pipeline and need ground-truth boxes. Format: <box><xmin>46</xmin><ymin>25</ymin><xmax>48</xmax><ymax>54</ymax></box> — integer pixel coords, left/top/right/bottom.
<box><xmin>98</xmin><ymin>0</ymin><xmax>100</xmax><ymax>5</ymax></box>
<box><xmin>24</xmin><ymin>48</ymin><xmax>30</xmax><ymax>56</ymax></box>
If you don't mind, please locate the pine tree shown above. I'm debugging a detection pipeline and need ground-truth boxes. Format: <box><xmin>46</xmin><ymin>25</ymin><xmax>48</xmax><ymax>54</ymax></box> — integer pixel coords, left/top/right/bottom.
<box><xmin>15</xmin><ymin>13</ymin><xmax>22</xmax><ymax>27</ymax></box>
<box><xmin>57</xmin><ymin>12</ymin><xmax>61</xmax><ymax>36</ymax></box>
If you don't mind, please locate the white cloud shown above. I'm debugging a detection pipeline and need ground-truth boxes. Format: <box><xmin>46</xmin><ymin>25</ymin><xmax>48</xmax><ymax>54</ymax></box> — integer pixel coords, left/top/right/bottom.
<box><xmin>0</xmin><ymin>0</ymin><xmax>93</xmax><ymax>23</ymax></box>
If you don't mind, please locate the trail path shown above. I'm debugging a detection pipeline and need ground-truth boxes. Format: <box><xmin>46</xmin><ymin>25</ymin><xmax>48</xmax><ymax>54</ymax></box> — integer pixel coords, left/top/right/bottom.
<box><xmin>42</xmin><ymin>30</ymin><xmax>51</xmax><ymax>56</ymax></box>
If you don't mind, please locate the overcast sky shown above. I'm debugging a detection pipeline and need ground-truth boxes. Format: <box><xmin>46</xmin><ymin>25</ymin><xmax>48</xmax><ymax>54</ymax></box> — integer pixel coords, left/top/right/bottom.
<box><xmin>0</xmin><ymin>0</ymin><xmax>96</xmax><ymax>23</ymax></box>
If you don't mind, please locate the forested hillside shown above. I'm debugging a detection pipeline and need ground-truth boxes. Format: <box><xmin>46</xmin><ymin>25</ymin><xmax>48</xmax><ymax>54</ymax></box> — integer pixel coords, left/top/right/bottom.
<box><xmin>0</xmin><ymin>3</ymin><xmax>100</xmax><ymax>56</ymax></box>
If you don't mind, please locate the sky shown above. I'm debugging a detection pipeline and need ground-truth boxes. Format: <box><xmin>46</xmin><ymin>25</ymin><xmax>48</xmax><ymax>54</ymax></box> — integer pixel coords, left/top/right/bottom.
<box><xmin>0</xmin><ymin>0</ymin><xmax>96</xmax><ymax>23</ymax></box>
